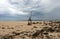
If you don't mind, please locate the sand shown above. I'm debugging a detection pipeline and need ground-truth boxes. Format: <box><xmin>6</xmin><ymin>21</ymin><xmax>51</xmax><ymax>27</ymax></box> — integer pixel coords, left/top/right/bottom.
<box><xmin>0</xmin><ymin>21</ymin><xmax>60</xmax><ymax>39</ymax></box>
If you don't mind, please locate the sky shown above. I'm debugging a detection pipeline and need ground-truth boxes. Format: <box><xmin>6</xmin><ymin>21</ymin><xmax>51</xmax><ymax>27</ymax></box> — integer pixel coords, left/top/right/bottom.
<box><xmin>0</xmin><ymin>0</ymin><xmax>60</xmax><ymax>21</ymax></box>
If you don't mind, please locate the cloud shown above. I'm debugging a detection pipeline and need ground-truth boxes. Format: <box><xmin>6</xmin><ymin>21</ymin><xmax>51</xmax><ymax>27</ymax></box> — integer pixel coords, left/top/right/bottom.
<box><xmin>0</xmin><ymin>0</ymin><xmax>60</xmax><ymax>20</ymax></box>
<box><xmin>0</xmin><ymin>0</ymin><xmax>29</xmax><ymax>15</ymax></box>
<box><xmin>0</xmin><ymin>0</ymin><xmax>55</xmax><ymax>14</ymax></box>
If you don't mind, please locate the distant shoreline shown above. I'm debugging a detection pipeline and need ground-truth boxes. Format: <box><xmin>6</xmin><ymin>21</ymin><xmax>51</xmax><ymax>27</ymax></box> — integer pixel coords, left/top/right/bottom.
<box><xmin>0</xmin><ymin>19</ymin><xmax>60</xmax><ymax>21</ymax></box>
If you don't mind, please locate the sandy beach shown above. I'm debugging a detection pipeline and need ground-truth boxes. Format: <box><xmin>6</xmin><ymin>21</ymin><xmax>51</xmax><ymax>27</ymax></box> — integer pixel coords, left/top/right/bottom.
<box><xmin>0</xmin><ymin>21</ymin><xmax>60</xmax><ymax>39</ymax></box>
